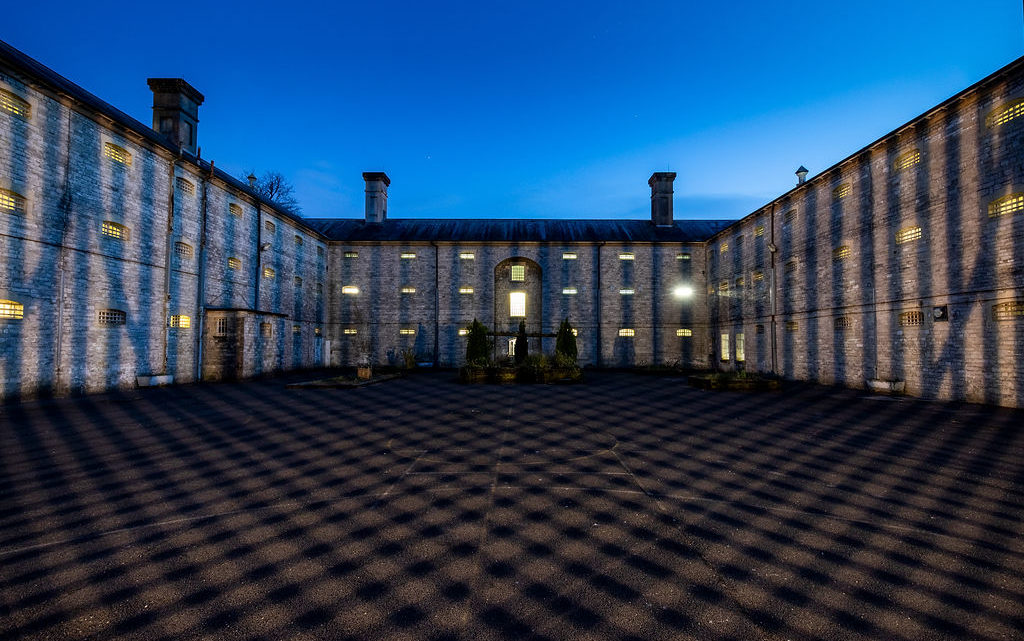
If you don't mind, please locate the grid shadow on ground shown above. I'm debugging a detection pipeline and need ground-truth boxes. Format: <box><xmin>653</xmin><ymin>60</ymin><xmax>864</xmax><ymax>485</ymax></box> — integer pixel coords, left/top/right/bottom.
<box><xmin>1</xmin><ymin>372</ymin><xmax>1023</xmax><ymax>640</ymax></box>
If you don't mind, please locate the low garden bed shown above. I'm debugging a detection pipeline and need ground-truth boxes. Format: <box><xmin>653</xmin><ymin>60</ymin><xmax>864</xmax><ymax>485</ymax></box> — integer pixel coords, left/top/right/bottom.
<box><xmin>286</xmin><ymin>372</ymin><xmax>403</xmax><ymax>389</ymax></box>
<box><xmin>688</xmin><ymin>371</ymin><xmax>782</xmax><ymax>392</ymax></box>
<box><xmin>458</xmin><ymin>365</ymin><xmax>583</xmax><ymax>384</ymax></box>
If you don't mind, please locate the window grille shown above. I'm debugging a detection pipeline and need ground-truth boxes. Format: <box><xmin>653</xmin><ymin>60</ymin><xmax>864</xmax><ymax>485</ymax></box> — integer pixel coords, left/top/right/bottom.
<box><xmin>783</xmin><ymin>209</ymin><xmax>797</xmax><ymax>223</ymax></box>
<box><xmin>0</xmin><ymin>188</ymin><xmax>27</xmax><ymax>215</ymax></box>
<box><xmin>174</xmin><ymin>241</ymin><xmax>193</xmax><ymax>258</ymax></box>
<box><xmin>459</xmin><ymin>287</ymin><xmax>474</xmax><ymax>294</ymax></box>
<box><xmin>510</xmin><ymin>291</ymin><xmax>526</xmax><ymax>317</ymax></box>
<box><xmin>292</xmin><ymin>325</ymin><xmax>301</xmax><ymax>334</ymax></box>
<box><xmin>719</xmin><ymin>241</ymin><xmax>728</xmax><ymax>253</ymax></box>
<box><xmin>342</xmin><ymin>286</ymin><xmax>359</xmax><ymax>295</ymax></box>
<box><xmin>752</xmin><ymin>270</ymin><xmax>764</xmax><ymax>282</ymax></box>
<box><xmin>263</xmin><ymin>267</ymin><xmax>275</xmax><ymax>279</ymax></box>
<box><xmin>735</xmin><ymin>333</ymin><xmax>745</xmax><ymax>362</ymax></box>
<box><xmin>344</xmin><ymin>251</ymin><xmax>358</xmax><ymax>258</ymax></box>
<box><xmin>618</xmin><ymin>328</ymin><xmax>635</xmax><ymax>337</ymax></box>
<box><xmin>833</xmin><ymin>183</ymin><xmax>851</xmax><ymax>200</ymax></box>
<box><xmin>894</xmin><ymin>149</ymin><xmax>921</xmax><ymax>171</ymax></box>
<box><xmin>228</xmin><ymin>257</ymin><xmax>241</xmax><ymax>270</ymax></box>
<box><xmin>215</xmin><ymin>318</ymin><xmax>232</xmax><ymax>335</ymax></box>
<box><xmin>992</xmin><ymin>301</ymin><xmax>1024</xmax><ymax>321</ymax></box>
<box><xmin>676</xmin><ymin>252</ymin><xmax>691</xmax><ymax>260</ymax></box>
<box><xmin>619</xmin><ymin>252</ymin><xmax>634</xmax><ymax>260</ymax></box>
<box><xmin>562</xmin><ymin>288</ymin><xmax>577</xmax><ymax>295</ymax></box>
<box><xmin>344</xmin><ymin>328</ymin><xmax>358</xmax><ymax>335</ymax></box>
<box><xmin>399</xmin><ymin>328</ymin><xmax>416</xmax><ymax>335</ymax></box>
<box><xmin>676</xmin><ymin>328</ymin><xmax>692</xmax><ymax>337</ymax></box>
<box><xmin>895</xmin><ymin>226</ymin><xmax>922</xmax><ymax>244</ymax></box>
<box><xmin>899</xmin><ymin>311</ymin><xmax>924</xmax><ymax>326</ymax></box>
<box><xmin>833</xmin><ymin>245</ymin><xmax>851</xmax><ymax>260</ymax></box>
<box><xmin>176</xmin><ymin>177</ymin><xmax>195</xmax><ymax>196</ymax></box>
<box><xmin>834</xmin><ymin>316</ymin><xmax>851</xmax><ymax>330</ymax></box>
<box><xmin>718</xmin><ymin>281</ymin><xmax>729</xmax><ymax>294</ymax></box>
<box><xmin>755</xmin><ymin>225</ymin><xmax>765</xmax><ymax>237</ymax></box>
<box><xmin>401</xmin><ymin>286</ymin><xmax>416</xmax><ymax>294</ymax></box>
<box><xmin>562</xmin><ymin>252</ymin><xmax>577</xmax><ymax>260</ymax></box>
<box><xmin>229</xmin><ymin>203</ymin><xmax>243</xmax><ymax>218</ymax></box>
<box><xmin>510</xmin><ymin>265</ymin><xmax>525</xmax><ymax>281</ymax></box>
<box><xmin>785</xmin><ymin>321</ymin><xmax>799</xmax><ymax>331</ymax></box>
<box><xmin>102</xmin><ymin>221</ymin><xmax>129</xmax><ymax>241</ymax></box>
<box><xmin>98</xmin><ymin>309</ymin><xmax>126</xmax><ymax>326</ymax></box>
<box><xmin>169</xmin><ymin>315</ymin><xmax>190</xmax><ymax>328</ymax></box>
<box><xmin>988</xmin><ymin>193</ymin><xmax>1024</xmax><ymax>218</ymax></box>
<box><xmin>460</xmin><ymin>252</ymin><xmax>475</xmax><ymax>260</ymax></box>
<box><xmin>0</xmin><ymin>88</ymin><xmax>31</xmax><ymax>119</ymax></box>
<box><xmin>987</xmin><ymin>99</ymin><xmax>1024</xmax><ymax>127</ymax></box>
<box><xmin>720</xmin><ymin>334</ymin><xmax>730</xmax><ymax>361</ymax></box>
<box><xmin>104</xmin><ymin>143</ymin><xmax>131</xmax><ymax>166</ymax></box>
<box><xmin>619</xmin><ymin>288</ymin><xmax>634</xmax><ymax>295</ymax></box>
<box><xmin>400</xmin><ymin>252</ymin><xmax>416</xmax><ymax>259</ymax></box>
<box><xmin>0</xmin><ymin>299</ymin><xmax>24</xmax><ymax>319</ymax></box>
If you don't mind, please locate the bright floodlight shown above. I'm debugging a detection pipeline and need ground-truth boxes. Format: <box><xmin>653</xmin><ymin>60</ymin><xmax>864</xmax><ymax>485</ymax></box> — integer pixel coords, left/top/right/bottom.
<box><xmin>673</xmin><ymin>285</ymin><xmax>694</xmax><ymax>299</ymax></box>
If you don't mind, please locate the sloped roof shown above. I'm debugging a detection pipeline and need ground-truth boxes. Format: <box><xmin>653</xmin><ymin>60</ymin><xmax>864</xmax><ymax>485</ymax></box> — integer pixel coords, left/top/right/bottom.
<box><xmin>304</xmin><ymin>218</ymin><xmax>734</xmax><ymax>243</ymax></box>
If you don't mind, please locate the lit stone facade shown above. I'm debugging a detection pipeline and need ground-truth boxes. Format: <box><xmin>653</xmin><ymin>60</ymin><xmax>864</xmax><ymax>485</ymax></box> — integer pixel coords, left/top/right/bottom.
<box><xmin>1</xmin><ymin>40</ymin><xmax>1022</xmax><ymax>406</ymax></box>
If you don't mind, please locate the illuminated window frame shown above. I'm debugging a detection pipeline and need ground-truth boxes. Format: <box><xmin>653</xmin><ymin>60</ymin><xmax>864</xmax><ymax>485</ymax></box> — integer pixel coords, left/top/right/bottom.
<box><xmin>459</xmin><ymin>252</ymin><xmax>475</xmax><ymax>260</ymax></box>
<box><xmin>988</xmin><ymin>193</ymin><xmax>1024</xmax><ymax>218</ymax></box>
<box><xmin>510</xmin><ymin>265</ymin><xmax>525</xmax><ymax>281</ymax></box>
<box><xmin>228</xmin><ymin>257</ymin><xmax>241</xmax><ymax>270</ymax></box>
<box><xmin>719</xmin><ymin>241</ymin><xmax>728</xmax><ymax>253</ymax></box>
<box><xmin>104</xmin><ymin>142</ymin><xmax>131</xmax><ymax>167</ymax></box>
<box><xmin>0</xmin><ymin>188</ymin><xmax>27</xmax><ymax>215</ymax></box>
<box><xmin>618</xmin><ymin>252</ymin><xmax>634</xmax><ymax>261</ymax></box>
<box><xmin>344</xmin><ymin>328</ymin><xmax>358</xmax><ymax>335</ymax></box>
<box><xmin>458</xmin><ymin>328</ymin><xmax>470</xmax><ymax>336</ymax></box>
<box><xmin>342</xmin><ymin>285</ymin><xmax>359</xmax><ymax>295</ymax></box>
<box><xmin>987</xmin><ymin>98</ymin><xmax>1024</xmax><ymax>127</ymax></box>
<box><xmin>619</xmin><ymin>288</ymin><xmax>634</xmax><ymax>295</ymax></box>
<box><xmin>174</xmin><ymin>241</ymin><xmax>193</xmax><ymax>258</ymax></box>
<box><xmin>0</xmin><ymin>88</ymin><xmax>31</xmax><ymax>119</ymax></box>
<box><xmin>169</xmin><ymin>314</ymin><xmax>191</xmax><ymax>328</ymax></box>
<box><xmin>720</xmin><ymin>333</ymin><xmax>730</xmax><ymax>361</ymax></box>
<box><xmin>101</xmin><ymin>221</ymin><xmax>129</xmax><ymax>241</ymax></box>
<box><xmin>0</xmin><ymin>299</ymin><xmax>24</xmax><ymax>320</ymax></box>
<box><xmin>735</xmin><ymin>276</ymin><xmax>745</xmax><ymax>288</ymax></box>
<box><xmin>993</xmin><ymin>301</ymin><xmax>1024</xmax><ymax>320</ymax></box>
<box><xmin>676</xmin><ymin>252</ymin><xmax>691</xmax><ymax>260</ymax></box>
<box><xmin>401</xmin><ymin>286</ymin><xmax>416</xmax><ymax>294</ymax></box>
<box><xmin>263</xmin><ymin>267</ymin><xmax>275</xmax><ymax>279</ymax></box>
<box><xmin>229</xmin><ymin>203</ymin><xmax>243</xmax><ymax>218</ymax></box>
<box><xmin>752</xmin><ymin>270</ymin><xmax>764</xmax><ymax>283</ymax></box>
<box><xmin>895</xmin><ymin>226</ymin><xmax>922</xmax><ymax>244</ymax></box>
<box><xmin>785</xmin><ymin>321</ymin><xmax>799</xmax><ymax>332</ymax></box>
<box><xmin>459</xmin><ymin>287</ymin><xmax>474</xmax><ymax>294</ymax></box>
<box><xmin>735</xmin><ymin>333</ymin><xmax>745</xmax><ymax>363</ymax></box>
<box><xmin>755</xmin><ymin>225</ymin><xmax>765</xmax><ymax>237</ymax></box>
<box><xmin>832</xmin><ymin>183</ymin><xmax>851</xmax><ymax>200</ymax></box>
<box><xmin>344</xmin><ymin>251</ymin><xmax>359</xmax><ymax>258</ymax></box>
<box><xmin>899</xmin><ymin>310</ymin><xmax>924</xmax><ymax>327</ymax></box>
<box><xmin>98</xmin><ymin>309</ymin><xmax>127</xmax><ymax>326</ymax></box>
<box><xmin>562</xmin><ymin>252</ymin><xmax>578</xmax><ymax>260</ymax></box>
<box><xmin>894</xmin><ymin>149</ymin><xmax>921</xmax><ymax>171</ymax></box>
<box><xmin>833</xmin><ymin>245</ymin><xmax>851</xmax><ymax>261</ymax></box>
<box><xmin>718</xmin><ymin>281</ymin><xmax>729</xmax><ymax>294</ymax></box>
<box><xmin>562</xmin><ymin>287</ymin><xmax>578</xmax><ymax>295</ymax></box>
<box><xmin>176</xmin><ymin>177</ymin><xmax>195</xmax><ymax>196</ymax></box>
<box><xmin>399</xmin><ymin>328</ymin><xmax>416</xmax><ymax>336</ymax></box>
<box><xmin>509</xmin><ymin>291</ymin><xmax>526</xmax><ymax>317</ymax></box>
<box><xmin>400</xmin><ymin>252</ymin><xmax>417</xmax><ymax>259</ymax></box>
<box><xmin>618</xmin><ymin>328</ymin><xmax>635</xmax><ymax>337</ymax></box>
<box><xmin>676</xmin><ymin>328</ymin><xmax>692</xmax><ymax>337</ymax></box>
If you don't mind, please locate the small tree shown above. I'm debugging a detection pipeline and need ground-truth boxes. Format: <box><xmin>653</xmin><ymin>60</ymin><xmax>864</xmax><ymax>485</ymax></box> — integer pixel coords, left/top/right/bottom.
<box><xmin>465</xmin><ymin>318</ymin><xmax>490</xmax><ymax>366</ymax></box>
<box><xmin>555</xmin><ymin>318</ymin><xmax>578</xmax><ymax>364</ymax></box>
<box><xmin>241</xmin><ymin>170</ymin><xmax>302</xmax><ymax>215</ymax></box>
<box><xmin>514</xmin><ymin>320</ymin><xmax>528</xmax><ymax>364</ymax></box>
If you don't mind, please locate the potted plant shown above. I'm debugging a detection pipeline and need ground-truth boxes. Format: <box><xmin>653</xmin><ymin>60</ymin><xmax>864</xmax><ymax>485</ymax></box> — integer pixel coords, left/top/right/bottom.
<box><xmin>356</xmin><ymin>354</ymin><xmax>372</xmax><ymax>380</ymax></box>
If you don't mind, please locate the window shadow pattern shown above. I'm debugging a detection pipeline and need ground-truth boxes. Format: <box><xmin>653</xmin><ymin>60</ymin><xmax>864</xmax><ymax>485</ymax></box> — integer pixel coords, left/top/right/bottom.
<box><xmin>1</xmin><ymin>373</ymin><xmax>1023</xmax><ymax>640</ymax></box>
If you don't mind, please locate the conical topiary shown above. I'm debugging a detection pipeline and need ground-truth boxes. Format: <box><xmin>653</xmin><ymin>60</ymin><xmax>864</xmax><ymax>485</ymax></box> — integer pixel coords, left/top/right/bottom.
<box><xmin>465</xmin><ymin>318</ymin><xmax>491</xmax><ymax>365</ymax></box>
<box><xmin>514</xmin><ymin>320</ymin><xmax>528</xmax><ymax>364</ymax></box>
<box><xmin>555</xmin><ymin>317</ymin><xmax>577</xmax><ymax>364</ymax></box>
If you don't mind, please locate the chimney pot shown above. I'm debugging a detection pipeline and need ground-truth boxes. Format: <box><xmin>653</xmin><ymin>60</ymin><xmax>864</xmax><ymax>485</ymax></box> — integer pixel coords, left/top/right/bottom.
<box><xmin>649</xmin><ymin>172</ymin><xmax>676</xmax><ymax>226</ymax></box>
<box><xmin>796</xmin><ymin>165</ymin><xmax>809</xmax><ymax>185</ymax></box>
<box><xmin>147</xmin><ymin>78</ymin><xmax>204</xmax><ymax>155</ymax></box>
<box><xmin>247</xmin><ymin>173</ymin><xmax>257</xmax><ymax>188</ymax></box>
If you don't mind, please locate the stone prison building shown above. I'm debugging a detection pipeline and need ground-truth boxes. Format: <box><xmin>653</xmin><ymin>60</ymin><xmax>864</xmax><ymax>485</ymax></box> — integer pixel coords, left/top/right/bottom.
<box><xmin>1</xmin><ymin>39</ymin><xmax>1023</xmax><ymax>406</ymax></box>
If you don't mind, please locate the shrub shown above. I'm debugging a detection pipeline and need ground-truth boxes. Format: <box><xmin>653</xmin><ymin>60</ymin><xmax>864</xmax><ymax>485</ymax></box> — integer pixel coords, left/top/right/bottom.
<box><xmin>465</xmin><ymin>318</ymin><xmax>491</xmax><ymax>365</ymax></box>
<box><xmin>514</xmin><ymin>320</ymin><xmax>528</xmax><ymax>364</ymax></box>
<box><xmin>555</xmin><ymin>318</ymin><xmax>577</xmax><ymax>363</ymax></box>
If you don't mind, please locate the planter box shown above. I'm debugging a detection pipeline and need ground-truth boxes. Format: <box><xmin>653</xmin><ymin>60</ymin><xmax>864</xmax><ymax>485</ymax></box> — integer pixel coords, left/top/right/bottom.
<box><xmin>542</xmin><ymin>368</ymin><xmax>583</xmax><ymax>384</ymax></box>
<box><xmin>459</xmin><ymin>366</ymin><xmax>489</xmax><ymax>384</ymax></box>
<box><xmin>494</xmin><ymin>367</ymin><xmax>518</xmax><ymax>384</ymax></box>
<box><xmin>357</xmin><ymin>366</ymin><xmax>373</xmax><ymax>380</ymax></box>
<box><xmin>688</xmin><ymin>375</ymin><xmax>781</xmax><ymax>392</ymax></box>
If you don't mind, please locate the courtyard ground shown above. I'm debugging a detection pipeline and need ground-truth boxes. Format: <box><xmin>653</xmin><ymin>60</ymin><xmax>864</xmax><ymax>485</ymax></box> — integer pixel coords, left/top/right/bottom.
<box><xmin>1</xmin><ymin>371</ymin><xmax>1022</xmax><ymax>640</ymax></box>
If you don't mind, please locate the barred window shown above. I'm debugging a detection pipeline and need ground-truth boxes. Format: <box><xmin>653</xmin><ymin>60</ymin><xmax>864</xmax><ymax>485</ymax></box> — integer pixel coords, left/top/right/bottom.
<box><xmin>0</xmin><ymin>188</ymin><xmax>27</xmax><ymax>215</ymax></box>
<box><xmin>618</xmin><ymin>328</ymin><xmax>635</xmax><ymax>337</ymax></box>
<box><xmin>619</xmin><ymin>252</ymin><xmax>634</xmax><ymax>260</ymax></box>
<box><xmin>676</xmin><ymin>252</ymin><xmax>691</xmax><ymax>260</ymax></box>
<box><xmin>619</xmin><ymin>288</ymin><xmax>634</xmax><ymax>295</ymax></box>
<box><xmin>752</xmin><ymin>270</ymin><xmax>764</xmax><ymax>283</ymax></box>
<box><xmin>0</xmin><ymin>88</ymin><xmax>31</xmax><ymax>119</ymax></box>
<box><xmin>562</xmin><ymin>287</ymin><xmax>577</xmax><ymax>295</ymax></box>
<box><xmin>987</xmin><ymin>98</ymin><xmax>1024</xmax><ymax>127</ymax></box>
<box><xmin>460</xmin><ymin>252</ymin><xmax>475</xmax><ymax>260</ymax></box>
<box><xmin>215</xmin><ymin>318</ymin><xmax>233</xmax><ymax>335</ymax></box>
<box><xmin>228</xmin><ymin>257</ymin><xmax>241</xmax><ymax>270</ymax></box>
<box><xmin>992</xmin><ymin>301</ymin><xmax>1024</xmax><ymax>321</ymax></box>
<box><xmin>344</xmin><ymin>251</ymin><xmax>358</xmax><ymax>258</ymax></box>
<box><xmin>314</xmin><ymin>327</ymin><xmax>322</xmax><ymax>336</ymax></box>
<box><xmin>169</xmin><ymin>314</ymin><xmax>191</xmax><ymax>328</ymax></box>
<box><xmin>399</xmin><ymin>328</ymin><xmax>416</xmax><ymax>335</ymax></box>
<box><xmin>174</xmin><ymin>241</ymin><xmax>193</xmax><ymax>258</ymax></box>
<box><xmin>343</xmin><ymin>328</ymin><xmax>358</xmax><ymax>335</ymax></box>
<box><xmin>988</xmin><ymin>193</ymin><xmax>1024</xmax><ymax>218</ymax></box>
<box><xmin>719</xmin><ymin>241</ymin><xmax>728</xmax><ymax>253</ymax></box>
<box><xmin>264</xmin><ymin>220</ymin><xmax>275</xmax><ymax>233</ymax></box>
<box><xmin>0</xmin><ymin>299</ymin><xmax>24</xmax><ymax>319</ymax></box>
<box><xmin>562</xmin><ymin>252</ymin><xmax>577</xmax><ymax>260</ymax></box>
<box><xmin>458</xmin><ymin>328</ymin><xmax>469</xmax><ymax>336</ymax></box>
<box><xmin>894</xmin><ymin>149</ymin><xmax>921</xmax><ymax>171</ymax></box>
<box><xmin>459</xmin><ymin>287</ymin><xmax>474</xmax><ymax>294</ymax></box>
<box><xmin>834</xmin><ymin>316</ymin><xmax>851</xmax><ymax>330</ymax></box>
<box><xmin>400</xmin><ymin>252</ymin><xmax>416</xmax><ymax>259</ymax></box>
<box><xmin>294</xmin><ymin>276</ymin><xmax>303</xmax><ymax>287</ymax></box>
<box><xmin>676</xmin><ymin>328</ymin><xmax>692</xmax><ymax>337</ymax></box>
<box><xmin>295</xmin><ymin>235</ymin><xmax>303</xmax><ymax>246</ymax></box>
<box><xmin>263</xmin><ymin>267</ymin><xmax>275</xmax><ymax>279</ymax></box>
<box><xmin>895</xmin><ymin>226</ymin><xmax>922</xmax><ymax>244</ymax></box>
<box><xmin>832</xmin><ymin>183</ymin><xmax>851</xmax><ymax>200</ymax></box>
<box><xmin>342</xmin><ymin>286</ymin><xmax>359</xmax><ymax>295</ymax></box>
<box><xmin>260</xmin><ymin>322</ymin><xmax>273</xmax><ymax>337</ymax></box>
<box><xmin>785</xmin><ymin>321</ymin><xmax>799</xmax><ymax>331</ymax></box>
<box><xmin>510</xmin><ymin>291</ymin><xmax>526</xmax><ymax>317</ymax></box>
<box><xmin>102</xmin><ymin>221</ymin><xmax>129</xmax><ymax>241</ymax></box>
<box><xmin>401</xmin><ymin>286</ymin><xmax>416</xmax><ymax>294</ymax></box>
<box><xmin>292</xmin><ymin>325</ymin><xmax>301</xmax><ymax>335</ymax></box>
<box><xmin>899</xmin><ymin>311</ymin><xmax>924</xmax><ymax>326</ymax></box>
<box><xmin>510</xmin><ymin>265</ymin><xmax>525</xmax><ymax>281</ymax></box>
<box><xmin>718</xmin><ymin>281</ymin><xmax>729</xmax><ymax>294</ymax></box>
<box><xmin>833</xmin><ymin>245</ymin><xmax>851</xmax><ymax>261</ymax></box>
<box><xmin>755</xmin><ymin>224</ymin><xmax>765</xmax><ymax>237</ymax></box>
<box><xmin>104</xmin><ymin>143</ymin><xmax>131</xmax><ymax>167</ymax></box>
<box><xmin>176</xmin><ymin>177</ymin><xmax>195</xmax><ymax>196</ymax></box>
<box><xmin>98</xmin><ymin>309</ymin><xmax>126</xmax><ymax>326</ymax></box>
<box><xmin>229</xmin><ymin>203</ymin><xmax>243</xmax><ymax>218</ymax></box>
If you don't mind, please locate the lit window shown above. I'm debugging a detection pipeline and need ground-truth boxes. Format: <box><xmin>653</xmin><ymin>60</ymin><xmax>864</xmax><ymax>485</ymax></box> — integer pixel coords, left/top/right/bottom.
<box><xmin>510</xmin><ymin>291</ymin><xmax>526</xmax><ymax>317</ymax></box>
<box><xmin>295</xmin><ymin>235</ymin><xmax>303</xmax><ymax>246</ymax></box>
<box><xmin>459</xmin><ymin>252</ymin><xmax>475</xmax><ymax>260</ymax></box>
<box><xmin>833</xmin><ymin>245</ymin><xmax>851</xmax><ymax>260</ymax></box>
<box><xmin>176</xmin><ymin>177</ymin><xmax>195</xmax><ymax>196</ymax></box>
<box><xmin>265</xmin><ymin>220</ymin><xmax>275</xmax><ymax>233</ymax></box>
<box><xmin>98</xmin><ymin>309</ymin><xmax>126</xmax><ymax>326</ymax></box>
<box><xmin>993</xmin><ymin>301</ymin><xmax>1024</xmax><ymax>320</ymax></box>
<box><xmin>459</xmin><ymin>287</ymin><xmax>474</xmax><ymax>294</ymax></box>
<box><xmin>785</xmin><ymin>321</ymin><xmax>799</xmax><ymax>331</ymax></box>
<box><xmin>458</xmin><ymin>328</ymin><xmax>469</xmax><ymax>336</ymax></box>
<box><xmin>314</xmin><ymin>327</ymin><xmax>322</xmax><ymax>336</ymax></box>
<box><xmin>987</xmin><ymin>99</ymin><xmax>1024</xmax><ymax>127</ymax></box>
<box><xmin>260</xmin><ymin>323</ymin><xmax>273</xmax><ymax>337</ymax></box>
<box><xmin>510</xmin><ymin>265</ymin><xmax>525</xmax><ymax>281</ymax></box>
<box><xmin>169</xmin><ymin>314</ymin><xmax>190</xmax><ymax>328</ymax></box>
<box><xmin>721</xmin><ymin>334</ymin><xmax>730</xmax><ymax>361</ymax></box>
<box><xmin>895</xmin><ymin>226</ymin><xmax>922</xmax><ymax>244</ymax></box>
<box><xmin>344</xmin><ymin>328</ymin><xmax>358</xmax><ymax>335</ymax></box>
<box><xmin>719</xmin><ymin>241</ymin><xmax>728</xmax><ymax>253</ymax></box>
<box><xmin>229</xmin><ymin>203</ymin><xmax>243</xmax><ymax>218</ymax></box>
<box><xmin>572</xmin><ymin>329</ymin><xmax>578</xmax><ymax>336</ymax></box>
<box><xmin>899</xmin><ymin>311</ymin><xmax>924</xmax><ymax>326</ymax></box>
<box><xmin>174</xmin><ymin>241</ymin><xmax>193</xmax><ymax>258</ymax></box>
<box><xmin>755</xmin><ymin>225</ymin><xmax>765</xmax><ymax>237</ymax></box>
<box><xmin>342</xmin><ymin>286</ymin><xmax>359</xmax><ymax>295</ymax></box>
<box><xmin>293</xmin><ymin>325</ymin><xmax>301</xmax><ymax>335</ymax></box>
<box><xmin>0</xmin><ymin>188</ymin><xmax>27</xmax><ymax>215</ymax></box>
<box><xmin>894</xmin><ymin>149</ymin><xmax>921</xmax><ymax>171</ymax></box>
<box><xmin>619</xmin><ymin>288</ymin><xmax>634</xmax><ymax>295</ymax></box>
<box><xmin>676</xmin><ymin>328</ymin><xmax>692</xmax><ymax>337</ymax></box>
<box><xmin>401</xmin><ymin>286</ymin><xmax>416</xmax><ymax>294</ymax></box>
<box><xmin>676</xmin><ymin>252</ymin><xmax>691</xmax><ymax>260</ymax></box>
<box><xmin>0</xmin><ymin>299</ymin><xmax>24</xmax><ymax>319</ymax></box>
<box><xmin>562</xmin><ymin>288</ymin><xmax>577</xmax><ymax>295</ymax></box>
<box><xmin>344</xmin><ymin>251</ymin><xmax>359</xmax><ymax>258</ymax></box>
<box><xmin>563</xmin><ymin>252</ymin><xmax>577</xmax><ymax>260</ymax></box>
<box><xmin>618</xmin><ymin>328</ymin><xmax>635</xmax><ymax>337</ymax></box>
<box><xmin>784</xmin><ymin>260</ymin><xmax>797</xmax><ymax>273</ymax></box>
<box><xmin>735</xmin><ymin>276</ymin><xmax>745</xmax><ymax>288</ymax></box>
<box><xmin>735</xmin><ymin>333</ymin><xmax>745</xmax><ymax>362</ymax></box>
<box><xmin>619</xmin><ymin>253</ymin><xmax>634</xmax><ymax>260</ymax></box>
<box><xmin>228</xmin><ymin>257</ymin><xmax>241</xmax><ymax>270</ymax></box>
<box><xmin>104</xmin><ymin>143</ymin><xmax>131</xmax><ymax>167</ymax></box>
<box><xmin>833</xmin><ymin>183</ymin><xmax>851</xmax><ymax>200</ymax></box>
<box><xmin>401</xmin><ymin>252</ymin><xmax>416</xmax><ymax>259</ymax></box>
<box><xmin>834</xmin><ymin>316</ymin><xmax>851</xmax><ymax>330</ymax></box>
<box><xmin>263</xmin><ymin>267</ymin><xmax>275</xmax><ymax>279</ymax></box>
<box><xmin>989</xmin><ymin>193</ymin><xmax>1024</xmax><ymax>218</ymax></box>
<box><xmin>718</xmin><ymin>281</ymin><xmax>729</xmax><ymax>294</ymax></box>
<box><xmin>0</xmin><ymin>88</ymin><xmax>31</xmax><ymax>119</ymax></box>
<box><xmin>399</xmin><ymin>328</ymin><xmax>416</xmax><ymax>335</ymax></box>
<box><xmin>102</xmin><ymin>221</ymin><xmax>129</xmax><ymax>241</ymax></box>
<box><xmin>752</xmin><ymin>270</ymin><xmax>764</xmax><ymax>282</ymax></box>
<box><xmin>294</xmin><ymin>276</ymin><xmax>303</xmax><ymax>287</ymax></box>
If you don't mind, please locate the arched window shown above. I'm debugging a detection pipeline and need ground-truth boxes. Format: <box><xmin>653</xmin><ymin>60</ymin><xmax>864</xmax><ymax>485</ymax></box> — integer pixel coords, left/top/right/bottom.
<box><xmin>0</xmin><ymin>188</ymin><xmax>27</xmax><ymax>215</ymax></box>
<box><xmin>0</xmin><ymin>88</ymin><xmax>31</xmax><ymax>119</ymax></box>
<box><xmin>174</xmin><ymin>241</ymin><xmax>193</xmax><ymax>258</ymax></box>
<box><xmin>103</xmin><ymin>142</ymin><xmax>131</xmax><ymax>167</ymax></box>
<box><xmin>0</xmin><ymin>299</ymin><xmax>24</xmax><ymax>319</ymax></box>
<box><xmin>987</xmin><ymin>98</ymin><xmax>1024</xmax><ymax>127</ymax></box>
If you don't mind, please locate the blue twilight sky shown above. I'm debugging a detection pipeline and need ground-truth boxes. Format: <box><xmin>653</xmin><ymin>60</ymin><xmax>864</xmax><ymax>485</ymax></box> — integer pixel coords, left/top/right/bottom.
<box><xmin>3</xmin><ymin>1</ymin><xmax>1022</xmax><ymax>220</ymax></box>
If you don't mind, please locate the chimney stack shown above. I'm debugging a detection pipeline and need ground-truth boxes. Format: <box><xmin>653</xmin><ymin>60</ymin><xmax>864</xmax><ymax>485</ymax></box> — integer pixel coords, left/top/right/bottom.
<box><xmin>796</xmin><ymin>165</ymin><xmax>809</xmax><ymax>185</ymax></box>
<box><xmin>247</xmin><ymin>173</ymin><xmax>257</xmax><ymax>189</ymax></box>
<box><xmin>363</xmin><ymin>172</ymin><xmax>390</xmax><ymax>223</ymax></box>
<box><xmin>649</xmin><ymin>172</ymin><xmax>676</xmax><ymax>227</ymax></box>
<box><xmin>147</xmin><ymin>78</ymin><xmax>204</xmax><ymax>155</ymax></box>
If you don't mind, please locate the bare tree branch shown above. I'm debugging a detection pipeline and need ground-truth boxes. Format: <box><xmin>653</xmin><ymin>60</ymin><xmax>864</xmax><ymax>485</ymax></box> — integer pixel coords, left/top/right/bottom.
<box><xmin>241</xmin><ymin>170</ymin><xmax>302</xmax><ymax>215</ymax></box>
